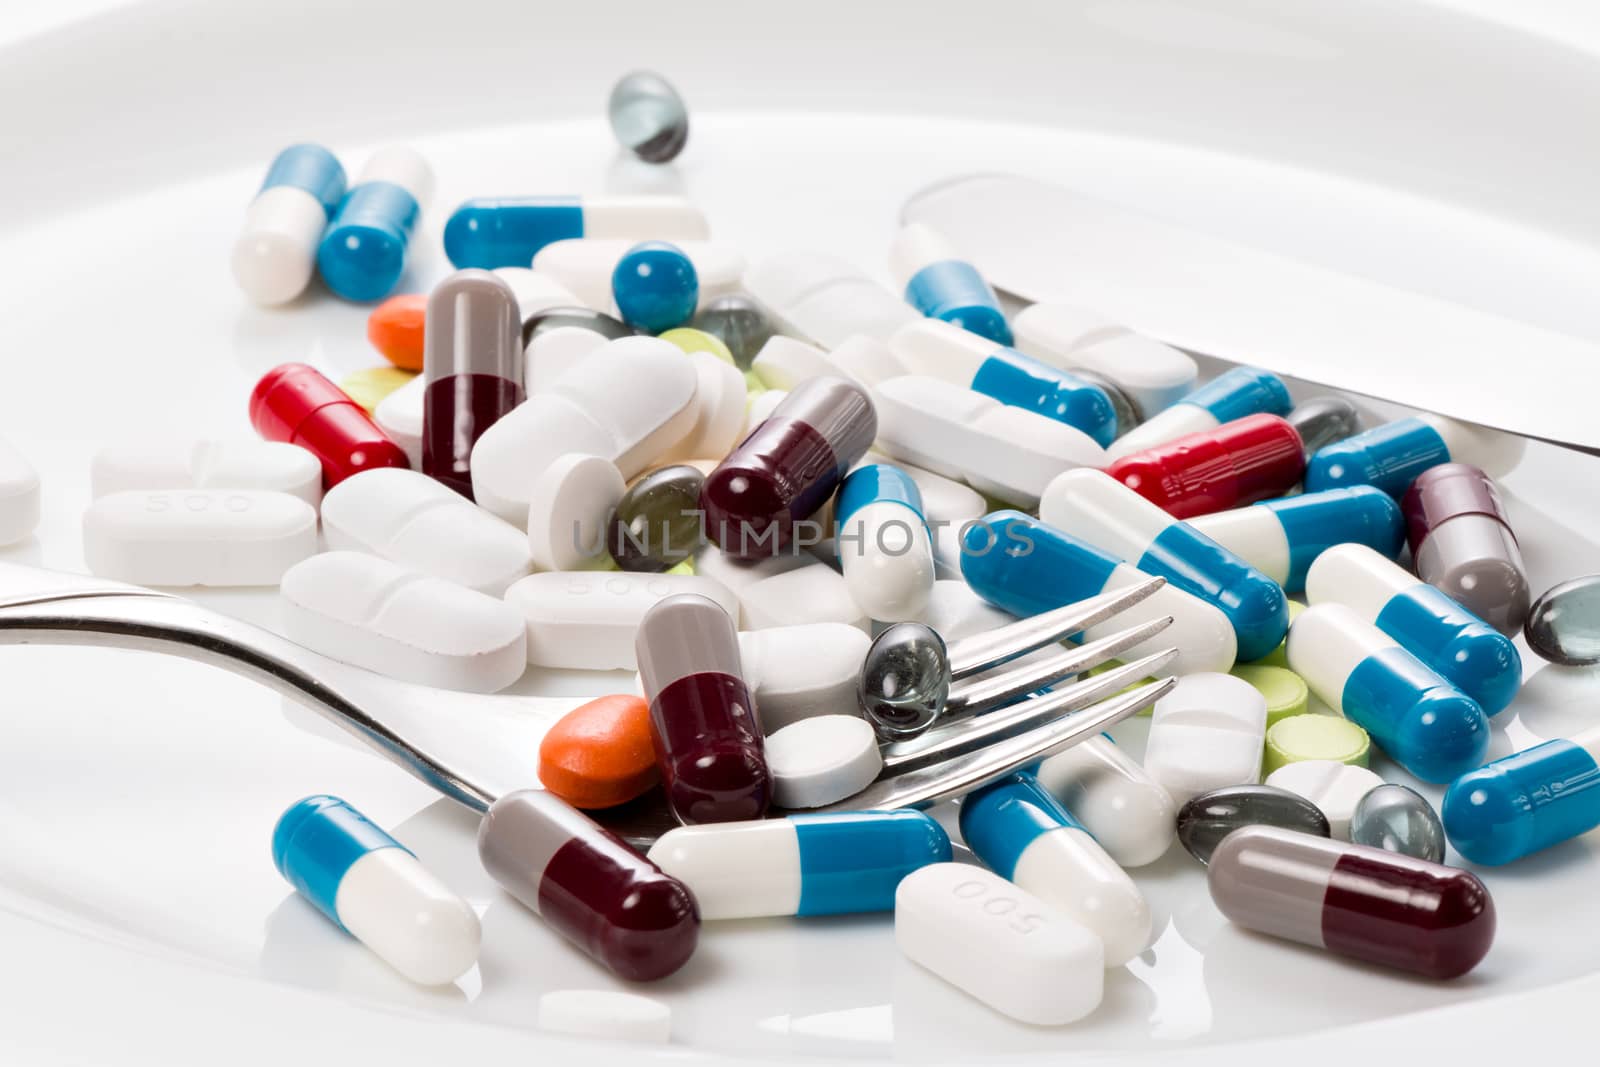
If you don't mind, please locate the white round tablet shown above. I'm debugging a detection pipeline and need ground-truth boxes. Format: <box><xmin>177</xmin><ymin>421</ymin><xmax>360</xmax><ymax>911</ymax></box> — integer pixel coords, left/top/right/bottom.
<box><xmin>525</xmin><ymin>453</ymin><xmax>624</xmax><ymax>572</ymax></box>
<box><xmin>747</xmin><ymin>388</ymin><xmax>787</xmax><ymax>426</ymax></box>
<box><xmin>1264</xmin><ymin>759</ymin><xmax>1385</xmax><ymax>840</ymax></box>
<box><xmin>766</xmin><ymin>715</ymin><xmax>882</xmax><ymax>809</ymax></box>
<box><xmin>537</xmin><ymin>989</ymin><xmax>671</xmax><ymax>1043</ymax></box>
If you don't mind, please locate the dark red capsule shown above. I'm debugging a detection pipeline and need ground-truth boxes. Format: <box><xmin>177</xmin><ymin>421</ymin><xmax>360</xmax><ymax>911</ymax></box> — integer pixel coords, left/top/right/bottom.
<box><xmin>477</xmin><ymin>789</ymin><xmax>699</xmax><ymax>982</ymax></box>
<box><xmin>1105</xmin><ymin>412</ymin><xmax>1305</xmax><ymax>519</ymax></box>
<box><xmin>249</xmin><ymin>363</ymin><xmax>409</xmax><ymax>488</ymax></box>
<box><xmin>636</xmin><ymin>593</ymin><xmax>771</xmax><ymax>824</ymax></box>
<box><xmin>700</xmin><ymin>376</ymin><xmax>875</xmax><ymax>560</ymax></box>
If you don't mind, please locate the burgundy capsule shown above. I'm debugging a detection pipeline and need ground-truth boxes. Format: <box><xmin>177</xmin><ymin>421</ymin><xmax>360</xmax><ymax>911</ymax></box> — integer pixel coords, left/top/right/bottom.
<box><xmin>1402</xmin><ymin>463</ymin><xmax>1530</xmax><ymax>636</ymax></box>
<box><xmin>1208</xmin><ymin>825</ymin><xmax>1494</xmax><ymax>979</ymax></box>
<box><xmin>636</xmin><ymin>593</ymin><xmax>772</xmax><ymax>824</ymax></box>
<box><xmin>421</xmin><ymin>270</ymin><xmax>525</xmax><ymax>499</ymax></box>
<box><xmin>700</xmin><ymin>376</ymin><xmax>875</xmax><ymax>560</ymax></box>
<box><xmin>477</xmin><ymin>789</ymin><xmax>699</xmax><ymax>981</ymax></box>
<box><xmin>249</xmin><ymin>363</ymin><xmax>409</xmax><ymax>488</ymax></box>
<box><xmin>1104</xmin><ymin>413</ymin><xmax>1305</xmax><ymax>519</ymax></box>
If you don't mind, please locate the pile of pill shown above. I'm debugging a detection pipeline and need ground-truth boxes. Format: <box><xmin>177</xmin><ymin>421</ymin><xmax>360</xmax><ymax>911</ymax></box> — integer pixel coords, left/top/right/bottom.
<box><xmin>11</xmin><ymin>69</ymin><xmax>1600</xmax><ymax>1040</ymax></box>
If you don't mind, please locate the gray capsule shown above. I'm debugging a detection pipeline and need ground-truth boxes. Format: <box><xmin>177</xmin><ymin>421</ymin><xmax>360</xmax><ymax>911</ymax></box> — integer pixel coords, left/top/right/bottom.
<box><xmin>1350</xmin><ymin>783</ymin><xmax>1446</xmax><ymax>862</ymax></box>
<box><xmin>692</xmin><ymin>293</ymin><xmax>776</xmax><ymax>370</ymax></box>
<box><xmin>1287</xmin><ymin>396</ymin><xmax>1362</xmax><ymax>457</ymax></box>
<box><xmin>609</xmin><ymin>465</ymin><xmax>705</xmax><ymax>572</ymax></box>
<box><xmin>1526</xmin><ymin>575</ymin><xmax>1600</xmax><ymax>666</ymax></box>
<box><xmin>608</xmin><ymin>71</ymin><xmax>689</xmax><ymax>164</ymax></box>
<box><xmin>1176</xmin><ymin>784</ymin><xmax>1330</xmax><ymax>865</ymax></box>
<box><xmin>858</xmin><ymin>623</ymin><xmax>950</xmax><ymax>738</ymax></box>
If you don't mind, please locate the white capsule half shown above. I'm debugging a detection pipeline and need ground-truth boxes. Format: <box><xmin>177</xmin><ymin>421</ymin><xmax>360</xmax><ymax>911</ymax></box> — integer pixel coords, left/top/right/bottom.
<box><xmin>1034</xmin><ymin>736</ymin><xmax>1177</xmax><ymax>868</ymax></box>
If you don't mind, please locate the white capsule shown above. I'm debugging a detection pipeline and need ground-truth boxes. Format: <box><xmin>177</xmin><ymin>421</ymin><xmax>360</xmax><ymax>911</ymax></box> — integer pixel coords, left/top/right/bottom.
<box><xmin>1034</xmin><ymin>737</ymin><xmax>1177</xmax><ymax>867</ymax></box>
<box><xmin>280</xmin><ymin>552</ymin><xmax>527</xmax><ymax>692</ymax></box>
<box><xmin>489</xmin><ymin>266</ymin><xmax>583</xmax><ymax>319</ymax></box>
<box><xmin>471</xmin><ymin>337</ymin><xmax>699</xmax><ymax>526</ymax></box>
<box><xmin>896</xmin><ymin>863</ymin><xmax>1104</xmax><ymax>1026</ymax></box>
<box><xmin>90</xmin><ymin>439</ymin><xmax>321</xmax><ymax>508</ymax></box>
<box><xmin>738</xmin><ymin>623</ymin><xmax>869</xmax><ymax>733</ymax></box>
<box><xmin>1011</xmin><ymin>303</ymin><xmax>1198</xmax><ymax>416</ymax></box>
<box><xmin>744</xmin><ymin>250</ymin><xmax>918</xmax><ymax>347</ymax></box>
<box><xmin>231</xmin><ymin>145</ymin><xmax>346</xmax><ymax>306</ymax></box>
<box><xmin>532</xmin><ymin>238</ymin><xmax>743</xmax><ymax>312</ymax></box>
<box><xmin>1143</xmin><ymin>672</ymin><xmax>1267</xmax><ymax>803</ymax></box>
<box><xmin>837</xmin><ymin>499</ymin><xmax>935</xmax><ymax>622</ymax></box>
<box><xmin>84</xmin><ymin>490</ymin><xmax>317</xmax><ymax>586</ymax></box>
<box><xmin>0</xmin><ymin>436</ymin><xmax>41</xmax><ymax>546</ymax></box>
<box><xmin>504</xmin><ymin>571</ymin><xmax>738</xmax><ymax>669</ymax></box>
<box><xmin>321</xmin><ymin>468</ymin><xmax>532</xmax><ymax>595</ymax></box>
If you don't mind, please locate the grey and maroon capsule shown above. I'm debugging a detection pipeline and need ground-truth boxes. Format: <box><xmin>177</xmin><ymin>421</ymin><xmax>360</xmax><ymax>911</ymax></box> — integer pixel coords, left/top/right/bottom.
<box><xmin>636</xmin><ymin>594</ymin><xmax>773</xmax><ymax>824</ymax></box>
<box><xmin>477</xmin><ymin>789</ymin><xmax>699</xmax><ymax>981</ymax></box>
<box><xmin>700</xmin><ymin>376</ymin><xmax>876</xmax><ymax>560</ymax></box>
<box><xmin>1208</xmin><ymin>825</ymin><xmax>1494</xmax><ymax>979</ymax></box>
<box><xmin>1402</xmin><ymin>463</ymin><xmax>1529</xmax><ymax>636</ymax></box>
<box><xmin>421</xmin><ymin>271</ymin><xmax>525</xmax><ymax>499</ymax></box>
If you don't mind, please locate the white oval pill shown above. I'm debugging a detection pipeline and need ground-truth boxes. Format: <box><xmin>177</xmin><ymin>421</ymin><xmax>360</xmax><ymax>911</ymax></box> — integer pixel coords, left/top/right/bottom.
<box><xmin>280</xmin><ymin>551</ymin><xmax>527</xmax><ymax>692</ymax></box>
<box><xmin>0</xmin><ymin>436</ymin><xmax>41</xmax><ymax>546</ymax></box>
<box><xmin>895</xmin><ymin>862</ymin><xmax>1103</xmax><ymax>1026</ymax></box>
<box><xmin>537</xmin><ymin>989</ymin><xmax>671</xmax><ymax>1044</ymax></box>
<box><xmin>1144</xmin><ymin>672</ymin><xmax>1268</xmax><ymax>804</ymax></box>
<box><xmin>738</xmin><ymin>623</ymin><xmax>869</xmax><ymax>733</ymax></box>
<box><xmin>321</xmin><ymin>468</ymin><xmax>532</xmax><ymax>596</ymax></box>
<box><xmin>766</xmin><ymin>715</ymin><xmax>882</xmax><ymax>808</ymax></box>
<box><xmin>91</xmin><ymin>439</ymin><xmax>321</xmax><ymax>508</ymax></box>
<box><xmin>83</xmin><ymin>489</ymin><xmax>316</xmax><ymax>586</ymax></box>
<box><xmin>525</xmin><ymin>454</ymin><xmax>624</xmax><ymax>572</ymax></box>
<box><xmin>374</xmin><ymin>373</ymin><xmax>425</xmax><ymax>468</ymax></box>
<box><xmin>1265</xmin><ymin>758</ymin><xmax>1385</xmax><ymax>840</ymax></box>
<box><xmin>504</xmin><ymin>571</ymin><xmax>738</xmax><ymax>670</ymax></box>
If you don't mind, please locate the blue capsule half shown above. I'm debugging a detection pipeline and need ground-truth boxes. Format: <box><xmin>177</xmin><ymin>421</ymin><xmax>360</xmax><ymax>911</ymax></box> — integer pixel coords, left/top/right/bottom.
<box><xmin>1443</xmin><ymin>737</ymin><xmax>1600</xmax><ymax>865</ymax></box>
<box><xmin>970</xmin><ymin>348</ymin><xmax>1117</xmax><ymax>447</ymax></box>
<box><xmin>1259</xmin><ymin>486</ymin><xmax>1405</xmax><ymax>591</ymax></box>
<box><xmin>1138</xmin><ymin>522</ymin><xmax>1288</xmax><ymax>662</ymax></box>
<box><xmin>272</xmin><ymin>794</ymin><xmax>408</xmax><ymax>929</ymax></box>
<box><xmin>1178</xmin><ymin>366</ymin><xmax>1292</xmax><ymax>424</ymax></box>
<box><xmin>1305</xmin><ymin>416</ymin><xmax>1451</xmax><ymax>497</ymax></box>
<box><xmin>905</xmin><ymin>260</ymin><xmax>1012</xmax><ymax>345</ymax></box>
<box><xmin>1374</xmin><ymin>584</ymin><xmax>1522</xmax><ymax>719</ymax></box>
<box><xmin>443</xmin><ymin>196</ymin><xmax>585</xmax><ymax>270</ymax></box>
<box><xmin>1343</xmin><ymin>647</ymin><xmax>1489</xmax><ymax>783</ymax></box>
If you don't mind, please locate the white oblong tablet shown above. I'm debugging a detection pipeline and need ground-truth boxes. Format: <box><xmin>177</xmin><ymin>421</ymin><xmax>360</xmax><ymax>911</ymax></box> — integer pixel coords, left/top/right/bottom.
<box><xmin>525</xmin><ymin>453</ymin><xmax>624</xmax><ymax>572</ymax></box>
<box><xmin>525</xmin><ymin>325</ymin><xmax>609</xmax><ymax>394</ymax></box>
<box><xmin>1012</xmin><ymin>303</ymin><xmax>1198</xmax><ymax>416</ymax></box>
<box><xmin>0</xmin><ymin>436</ymin><xmax>41</xmax><ymax>546</ymax></box>
<box><xmin>90</xmin><ymin>439</ymin><xmax>321</xmax><ymax>508</ymax></box>
<box><xmin>504</xmin><ymin>571</ymin><xmax>737</xmax><ymax>669</ymax></box>
<box><xmin>751</xmin><ymin>335</ymin><xmax>834</xmax><ymax>391</ymax></box>
<box><xmin>736</xmin><ymin>557</ymin><xmax>868</xmax><ymax>632</ymax></box>
<box><xmin>895</xmin><ymin>863</ymin><xmax>1103</xmax><ymax>1026</ymax></box>
<box><xmin>1265</xmin><ymin>759</ymin><xmax>1385</xmax><ymax>840</ymax></box>
<box><xmin>739</xmin><ymin>623</ymin><xmax>869</xmax><ymax>734</ymax></box>
<box><xmin>537</xmin><ymin>989</ymin><xmax>671</xmax><ymax>1044</ymax></box>
<box><xmin>1144</xmin><ymin>672</ymin><xmax>1269</xmax><ymax>804</ymax></box>
<box><xmin>664</xmin><ymin>351</ymin><xmax>748</xmax><ymax>463</ymax></box>
<box><xmin>320</xmin><ymin>468</ymin><xmax>532</xmax><ymax>595</ymax></box>
<box><xmin>281</xmin><ymin>552</ymin><xmax>526</xmax><ymax>692</ymax></box>
<box><xmin>766</xmin><ymin>715</ymin><xmax>882</xmax><ymax>809</ymax></box>
<box><xmin>873</xmin><ymin>376</ymin><xmax>1105</xmax><ymax>507</ymax></box>
<box><xmin>83</xmin><ymin>489</ymin><xmax>316</xmax><ymax>586</ymax></box>
<box><xmin>374</xmin><ymin>373</ymin><xmax>425</xmax><ymax>468</ymax></box>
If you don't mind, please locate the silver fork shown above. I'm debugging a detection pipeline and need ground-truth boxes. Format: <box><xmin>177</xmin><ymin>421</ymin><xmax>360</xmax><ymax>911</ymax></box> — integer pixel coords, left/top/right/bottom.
<box><xmin>0</xmin><ymin>562</ymin><xmax>1175</xmax><ymax>846</ymax></box>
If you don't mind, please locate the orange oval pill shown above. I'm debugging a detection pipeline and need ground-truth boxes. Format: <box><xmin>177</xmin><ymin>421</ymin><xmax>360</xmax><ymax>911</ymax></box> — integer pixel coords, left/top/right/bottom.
<box><xmin>367</xmin><ymin>293</ymin><xmax>427</xmax><ymax>371</ymax></box>
<box><xmin>538</xmin><ymin>694</ymin><xmax>660</xmax><ymax>809</ymax></box>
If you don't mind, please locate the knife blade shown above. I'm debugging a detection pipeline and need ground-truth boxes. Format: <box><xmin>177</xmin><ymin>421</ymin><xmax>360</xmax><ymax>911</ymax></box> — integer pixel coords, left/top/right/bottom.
<box><xmin>901</xmin><ymin>173</ymin><xmax>1600</xmax><ymax>456</ymax></box>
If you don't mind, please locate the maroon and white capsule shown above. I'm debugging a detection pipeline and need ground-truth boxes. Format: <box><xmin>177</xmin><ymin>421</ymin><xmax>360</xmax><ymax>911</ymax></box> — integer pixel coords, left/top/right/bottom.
<box><xmin>1208</xmin><ymin>824</ymin><xmax>1494</xmax><ymax>979</ymax></box>
<box><xmin>636</xmin><ymin>593</ymin><xmax>772</xmax><ymax>824</ymax></box>
<box><xmin>477</xmin><ymin>789</ymin><xmax>699</xmax><ymax>981</ymax></box>
<box><xmin>700</xmin><ymin>376</ymin><xmax>875</xmax><ymax>560</ymax></box>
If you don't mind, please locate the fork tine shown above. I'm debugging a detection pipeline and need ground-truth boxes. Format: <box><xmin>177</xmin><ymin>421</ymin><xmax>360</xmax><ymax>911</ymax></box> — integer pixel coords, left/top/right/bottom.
<box><xmin>813</xmin><ymin>676</ymin><xmax>1177</xmax><ymax>814</ymax></box>
<box><xmin>944</xmin><ymin>615</ymin><xmax>1173</xmax><ymax>714</ymax></box>
<box><xmin>880</xmin><ymin>649</ymin><xmax>1178</xmax><ymax>775</ymax></box>
<box><xmin>944</xmin><ymin>576</ymin><xmax>1166</xmax><ymax>679</ymax></box>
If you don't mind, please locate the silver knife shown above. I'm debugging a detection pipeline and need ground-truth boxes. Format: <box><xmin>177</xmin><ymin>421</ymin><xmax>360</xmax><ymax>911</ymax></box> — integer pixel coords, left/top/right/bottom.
<box><xmin>901</xmin><ymin>173</ymin><xmax>1600</xmax><ymax>456</ymax></box>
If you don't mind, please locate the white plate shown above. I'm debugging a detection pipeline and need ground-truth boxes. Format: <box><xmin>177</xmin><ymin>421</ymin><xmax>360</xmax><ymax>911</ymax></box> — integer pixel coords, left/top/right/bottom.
<box><xmin>3</xmin><ymin>1</ymin><xmax>1600</xmax><ymax>1063</ymax></box>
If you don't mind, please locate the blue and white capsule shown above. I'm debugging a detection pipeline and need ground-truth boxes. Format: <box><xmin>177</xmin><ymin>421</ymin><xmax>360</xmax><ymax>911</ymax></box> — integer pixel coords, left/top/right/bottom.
<box><xmin>1305</xmin><ymin>413</ymin><xmax>1526</xmax><ymax>498</ymax></box>
<box><xmin>443</xmin><ymin>195</ymin><xmax>709</xmax><ymax>270</ymax></box>
<box><xmin>961</xmin><ymin>510</ymin><xmax>1236</xmax><ymax>676</ymax></box>
<box><xmin>1287</xmin><ymin>603</ymin><xmax>1489</xmax><ymax>782</ymax></box>
<box><xmin>959</xmin><ymin>772</ymin><xmax>1152</xmax><ymax>966</ymax></box>
<box><xmin>272</xmin><ymin>795</ymin><xmax>480</xmax><ymax>986</ymax></box>
<box><xmin>231</xmin><ymin>144</ymin><xmax>346</xmax><ymax>306</ymax></box>
<box><xmin>888</xmin><ymin>223</ymin><xmax>1012</xmax><ymax>345</ymax></box>
<box><xmin>646</xmin><ymin>810</ymin><xmax>951</xmax><ymax>919</ymax></box>
<box><xmin>1106</xmin><ymin>366</ymin><xmax>1291</xmax><ymax>460</ymax></box>
<box><xmin>316</xmin><ymin>146</ymin><xmax>434</xmax><ymax>302</ymax></box>
<box><xmin>1305</xmin><ymin>543</ymin><xmax>1521</xmax><ymax>718</ymax></box>
<box><xmin>835</xmin><ymin>464</ymin><xmax>936</xmax><ymax>621</ymax></box>
<box><xmin>1040</xmin><ymin>469</ymin><xmax>1289</xmax><ymax>661</ymax></box>
<box><xmin>1187</xmin><ymin>486</ymin><xmax>1405</xmax><ymax>595</ymax></box>
<box><xmin>1443</xmin><ymin>726</ymin><xmax>1600</xmax><ymax>865</ymax></box>
<box><xmin>888</xmin><ymin>319</ymin><xmax>1117</xmax><ymax>447</ymax></box>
